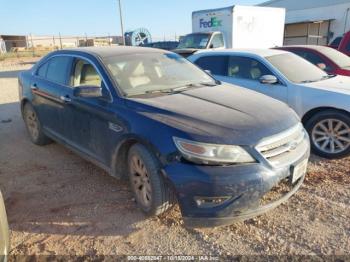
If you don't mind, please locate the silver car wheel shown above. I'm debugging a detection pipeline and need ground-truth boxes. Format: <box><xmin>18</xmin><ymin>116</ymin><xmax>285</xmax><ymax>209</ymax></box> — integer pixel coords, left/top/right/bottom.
<box><xmin>312</xmin><ymin>118</ymin><xmax>350</xmax><ymax>154</ymax></box>
<box><xmin>129</xmin><ymin>155</ymin><xmax>152</xmax><ymax>208</ymax></box>
<box><xmin>25</xmin><ymin>108</ymin><xmax>40</xmax><ymax>140</ymax></box>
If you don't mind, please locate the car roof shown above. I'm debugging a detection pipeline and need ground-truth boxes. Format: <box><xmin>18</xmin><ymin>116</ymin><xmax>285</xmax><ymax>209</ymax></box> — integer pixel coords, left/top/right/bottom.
<box><xmin>61</xmin><ymin>46</ymin><xmax>168</xmax><ymax>58</ymax></box>
<box><xmin>279</xmin><ymin>45</ymin><xmax>332</xmax><ymax>52</ymax></box>
<box><xmin>194</xmin><ymin>48</ymin><xmax>289</xmax><ymax>58</ymax></box>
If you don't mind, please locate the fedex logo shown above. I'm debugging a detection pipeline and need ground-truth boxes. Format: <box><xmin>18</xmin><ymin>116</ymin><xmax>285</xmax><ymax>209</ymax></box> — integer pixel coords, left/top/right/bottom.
<box><xmin>199</xmin><ymin>17</ymin><xmax>222</xmax><ymax>28</ymax></box>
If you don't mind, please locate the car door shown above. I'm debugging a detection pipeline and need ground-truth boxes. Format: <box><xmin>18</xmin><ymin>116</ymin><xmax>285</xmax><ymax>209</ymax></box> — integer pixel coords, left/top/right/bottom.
<box><xmin>220</xmin><ymin>55</ymin><xmax>288</xmax><ymax>103</ymax></box>
<box><xmin>31</xmin><ymin>56</ymin><xmax>74</xmax><ymax>137</ymax></box>
<box><xmin>62</xmin><ymin>57</ymin><xmax>124</xmax><ymax>166</ymax></box>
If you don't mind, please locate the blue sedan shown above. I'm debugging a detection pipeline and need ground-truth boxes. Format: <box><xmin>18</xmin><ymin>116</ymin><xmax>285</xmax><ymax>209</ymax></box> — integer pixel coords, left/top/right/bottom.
<box><xmin>18</xmin><ymin>47</ymin><xmax>309</xmax><ymax>227</ymax></box>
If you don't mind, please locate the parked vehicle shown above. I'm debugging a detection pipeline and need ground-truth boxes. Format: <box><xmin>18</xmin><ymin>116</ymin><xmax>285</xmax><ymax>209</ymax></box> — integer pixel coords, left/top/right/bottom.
<box><xmin>189</xmin><ymin>49</ymin><xmax>350</xmax><ymax>159</ymax></box>
<box><xmin>329</xmin><ymin>36</ymin><xmax>343</xmax><ymax>49</ymax></box>
<box><xmin>275</xmin><ymin>45</ymin><xmax>350</xmax><ymax>76</ymax></box>
<box><xmin>0</xmin><ymin>190</ymin><xmax>9</xmax><ymax>262</ymax></box>
<box><xmin>141</xmin><ymin>41</ymin><xmax>179</xmax><ymax>51</ymax></box>
<box><xmin>174</xmin><ymin>5</ymin><xmax>285</xmax><ymax>57</ymax></box>
<box><xmin>328</xmin><ymin>31</ymin><xmax>350</xmax><ymax>56</ymax></box>
<box><xmin>19</xmin><ymin>47</ymin><xmax>309</xmax><ymax>227</ymax></box>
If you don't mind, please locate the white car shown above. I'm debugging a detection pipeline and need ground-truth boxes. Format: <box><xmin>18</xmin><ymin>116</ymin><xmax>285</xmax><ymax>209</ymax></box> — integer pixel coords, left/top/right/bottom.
<box><xmin>189</xmin><ymin>49</ymin><xmax>350</xmax><ymax>159</ymax></box>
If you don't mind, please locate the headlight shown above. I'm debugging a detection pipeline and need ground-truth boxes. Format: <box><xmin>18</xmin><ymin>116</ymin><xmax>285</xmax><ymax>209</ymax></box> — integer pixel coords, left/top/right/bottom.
<box><xmin>173</xmin><ymin>137</ymin><xmax>255</xmax><ymax>165</ymax></box>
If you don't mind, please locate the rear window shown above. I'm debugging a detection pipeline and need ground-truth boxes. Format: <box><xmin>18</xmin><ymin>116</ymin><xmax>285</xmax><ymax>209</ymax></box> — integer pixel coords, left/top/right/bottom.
<box><xmin>45</xmin><ymin>56</ymin><xmax>71</xmax><ymax>85</ymax></box>
<box><xmin>195</xmin><ymin>56</ymin><xmax>228</xmax><ymax>76</ymax></box>
<box><xmin>37</xmin><ymin>62</ymin><xmax>48</xmax><ymax>78</ymax></box>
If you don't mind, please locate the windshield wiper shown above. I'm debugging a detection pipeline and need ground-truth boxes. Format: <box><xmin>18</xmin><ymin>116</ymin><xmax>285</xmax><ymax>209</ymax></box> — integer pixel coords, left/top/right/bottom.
<box><xmin>143</xmin><ymin>86</ymin><xmax>190</xmax><ymax>95</ymax></box>
<box><xmin>127</xmin><ymin>82</ymin><xmax>218</xmax><ymax>97</ymax></box>
<box><xmin>323</xmin><ymin>74</ymin><xmax>336</xmax><ymax>79</ymax></box>
<box><xmin>300</xmin><ymin>74</ymin><xmax>336</xmax><ymax>83</ymax></box>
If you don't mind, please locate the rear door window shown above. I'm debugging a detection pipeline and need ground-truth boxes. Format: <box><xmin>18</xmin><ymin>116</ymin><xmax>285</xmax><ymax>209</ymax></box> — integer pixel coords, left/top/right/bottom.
<box><xmin>37</xmin><ymin>62</ymin><xmax>48</xmax><ymax>78</ymax></box>
<box><xmin>45</xmin><ymin>56</ymin><xmax>72</xmax><ymax>85</ymax></box>
<box><xmin>194</xmin><ymin>56</ymin><xmax>228</xmax><ymax>76</ymax></box>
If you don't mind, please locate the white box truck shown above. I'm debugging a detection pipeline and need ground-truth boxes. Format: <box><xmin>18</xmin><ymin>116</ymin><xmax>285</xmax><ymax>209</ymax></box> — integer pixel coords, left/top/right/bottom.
<box><xmin>174</xmin><ymin>5</ymin><xmax>286</xmax><ymax>57</ymax></box>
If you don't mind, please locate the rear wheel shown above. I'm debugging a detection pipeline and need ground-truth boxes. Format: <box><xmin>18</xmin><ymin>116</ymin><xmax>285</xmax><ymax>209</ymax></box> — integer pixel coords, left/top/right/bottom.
<box><xmin>127</xmin><ymin>144</ymin><xmax>175</xmax><ymax>216</ymax></box>
<box><xmin>305</xmin><ymin>110</ymin><xmax>350</xmax><ymax>159</ymax></box>
<box><xmin>23</xmin><ymin>103</ymin><xmax>52</xmax><ymax>145</ymax></box>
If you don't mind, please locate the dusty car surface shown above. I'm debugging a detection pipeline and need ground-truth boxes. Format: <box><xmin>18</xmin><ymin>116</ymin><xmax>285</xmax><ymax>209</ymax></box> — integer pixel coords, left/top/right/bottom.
<box><xmin>18</xmin><ymin>47</ymin><xmax>309</xmax><ymax>227</ymax></box>
<box><xmin>189</xmin><ymin>49</ymin><xmax>350</xmax><ymax>159</ymax></box>
<box><xmin>275</xmin><ymin>45</ymin><xmax>350</xmax><ymax>77</ymax></box>
<box><xmin>0</xmin><ymin>191</ymin><xmax>9</xmax><ymax>262</ymax></box>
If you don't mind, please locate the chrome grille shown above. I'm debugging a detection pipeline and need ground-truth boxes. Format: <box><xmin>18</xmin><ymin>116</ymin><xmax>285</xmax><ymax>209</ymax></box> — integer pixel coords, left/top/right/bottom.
<box><xmin>256</xmin><ymin>123</ymin><xmax>308</xmax><ymax>167</ymax></box>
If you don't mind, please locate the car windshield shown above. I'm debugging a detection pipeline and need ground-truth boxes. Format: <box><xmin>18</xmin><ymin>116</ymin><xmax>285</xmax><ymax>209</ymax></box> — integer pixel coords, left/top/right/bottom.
<box><xmin>103</xmin><ymin>52</ymin><xmax>215</xmax><ymax>96</ymax></box>
<box><xmin>177</xmin><ymin>33</ymin><xmax>210</xmax><ymax>49</ymax></box>
<box><xmin>317</xmin><ymin>47</ymin><xmax>350</xmax><ymax>69</ymax></box>
<box><xmin>266</xmin><ymin>53</ymin><xmax>330</xmax><ymax>83</ymax></box>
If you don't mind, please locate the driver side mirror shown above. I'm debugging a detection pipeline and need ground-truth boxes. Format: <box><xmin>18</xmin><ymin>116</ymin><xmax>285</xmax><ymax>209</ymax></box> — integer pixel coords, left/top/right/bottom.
<box><xmin>259</xmin><ymin>75</ymin><xmax>278</xmax><ymax>85</ymax></box>
<box><xmin>73</xmin><ymin>85</ymin><xmax>102</xmax><ymax>98</ymax></box>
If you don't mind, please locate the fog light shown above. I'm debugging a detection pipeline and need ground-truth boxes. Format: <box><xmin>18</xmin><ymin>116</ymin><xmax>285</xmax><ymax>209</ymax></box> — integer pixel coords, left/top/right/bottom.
<box><xmin>194</xmin><ymin>196</ymin><xmax>231</xmax><ymax>208</ymax></box>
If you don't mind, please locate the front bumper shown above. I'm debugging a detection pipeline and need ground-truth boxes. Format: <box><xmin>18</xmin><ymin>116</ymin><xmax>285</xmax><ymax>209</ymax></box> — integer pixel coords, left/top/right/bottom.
<box><xmin>164</xmin><ymin>146</ymin><xmax>310</xmax><ymax>228</ymax></box>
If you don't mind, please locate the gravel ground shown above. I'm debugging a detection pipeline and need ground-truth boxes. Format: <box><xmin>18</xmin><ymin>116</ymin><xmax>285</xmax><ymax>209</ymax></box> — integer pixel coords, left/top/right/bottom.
<box><xmin>0</xmin><ymin>62</ymin><xmax>349</xmax><ymax>259</ymax></box>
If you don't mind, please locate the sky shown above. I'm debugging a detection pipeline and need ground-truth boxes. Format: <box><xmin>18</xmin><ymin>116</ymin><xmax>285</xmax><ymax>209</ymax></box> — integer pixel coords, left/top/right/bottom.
<box><xmin>0</xmin><ymin>0</ymin><xmax>266</xmax><ymax>39</ymax></box>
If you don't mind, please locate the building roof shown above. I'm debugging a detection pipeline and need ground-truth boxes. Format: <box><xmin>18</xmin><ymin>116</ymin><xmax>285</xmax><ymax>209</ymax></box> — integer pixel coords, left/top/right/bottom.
<box><xmin>259</xmin><ymin>0</ymin><xmax>350</xmax><ymax>11</ymax></box>
<box><xmin>65</xmin><ymin>46</ymin><xmax>167</xmax><ymax>58</ymax></box>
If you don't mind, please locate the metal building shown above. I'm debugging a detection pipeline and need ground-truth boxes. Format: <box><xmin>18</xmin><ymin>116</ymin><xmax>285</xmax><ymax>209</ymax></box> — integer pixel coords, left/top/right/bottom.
<box><xmin>259</xmin><ymin>0</ymin><xmax>350</xmax><ymax>45</ymax></box>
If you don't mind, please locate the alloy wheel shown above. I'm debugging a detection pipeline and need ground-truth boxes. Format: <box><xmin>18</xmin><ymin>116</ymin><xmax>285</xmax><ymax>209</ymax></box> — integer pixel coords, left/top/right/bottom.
<box><xmin>311</xmin><ymin>118</ymin><xmax>350</xmax><ymax>154</ymax></box>
<box><xmin>25</xmin><ymin>108</ymin><xmax>40</xmax><ymax>141</ymax></box>
<box><xmin>129</xmin><ymin>155</ymin><xmax>152</xmax><ymax>208</ymax></box>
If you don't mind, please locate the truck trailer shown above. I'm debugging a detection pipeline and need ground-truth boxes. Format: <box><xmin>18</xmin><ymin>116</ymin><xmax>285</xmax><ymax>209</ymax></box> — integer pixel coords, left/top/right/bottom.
<box><xmin>174</xmin><ymin>5</ymin><xmax>286</xmax><ymax>57</ymax></box>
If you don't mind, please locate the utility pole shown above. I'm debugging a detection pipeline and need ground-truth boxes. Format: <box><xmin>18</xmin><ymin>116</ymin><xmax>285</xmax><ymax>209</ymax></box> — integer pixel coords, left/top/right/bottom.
<box><xmin>118</xmin><ymin>0</ymin><xmax>125</xmax><ymax>45</ymax></box>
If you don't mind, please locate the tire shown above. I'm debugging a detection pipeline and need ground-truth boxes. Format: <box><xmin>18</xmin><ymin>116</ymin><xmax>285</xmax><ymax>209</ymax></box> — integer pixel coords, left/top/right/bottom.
<box><xmin>127</xmin><ymin>144</ymin><xmax>175</xmax><ymax>216</ymax></box>
<box><xmin>22</xmin><ymin>103</ymin><xmax>52</xmax><ymax>145</ymax></box>
<box><xmin>305</xmin><ymin>110</ymin><xmax>350</xmax><ymax>159</ymax></box>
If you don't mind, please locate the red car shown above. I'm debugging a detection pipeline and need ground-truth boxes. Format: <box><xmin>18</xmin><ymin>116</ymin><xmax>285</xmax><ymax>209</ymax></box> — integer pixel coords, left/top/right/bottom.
<box><xmin>329</xmin><ymin>31</ymin><xmax>350</xmax><ymax>56</ymax></box>
<box><xmin>276</xmin><ymin>45</ymin><xmax>350</xmax><ymax>77</ymax></box>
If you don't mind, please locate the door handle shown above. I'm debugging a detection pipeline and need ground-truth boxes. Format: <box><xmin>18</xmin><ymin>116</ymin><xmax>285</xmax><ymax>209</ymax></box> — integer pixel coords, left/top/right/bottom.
<box><xmin>60</xmin><ymin>95</ymin><xmax>72</xmax><ymax>103</ymax></box>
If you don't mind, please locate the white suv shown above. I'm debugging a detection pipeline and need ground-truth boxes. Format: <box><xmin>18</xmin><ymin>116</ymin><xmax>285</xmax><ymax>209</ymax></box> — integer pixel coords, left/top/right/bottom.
<box><xmin>189</xmin><ymin>49</ymin><xmax>350</xmax><ymax>159</ymax></box>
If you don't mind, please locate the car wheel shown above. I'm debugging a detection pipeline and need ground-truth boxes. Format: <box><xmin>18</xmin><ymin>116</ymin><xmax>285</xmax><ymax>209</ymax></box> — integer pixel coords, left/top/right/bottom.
<box><xmin>23</xmin><ymin>103</ymin><xmax>52</xmax><ymax>145</ymax></box>
<box><xmin>305</xmin><ymin>110</ymin><xmax>350</xmax><ymax>159</ymax></box>
<box><xmin>127</xmin><ymin>144</ymin><xmax>175</xmax><ymax>216</ymax></box>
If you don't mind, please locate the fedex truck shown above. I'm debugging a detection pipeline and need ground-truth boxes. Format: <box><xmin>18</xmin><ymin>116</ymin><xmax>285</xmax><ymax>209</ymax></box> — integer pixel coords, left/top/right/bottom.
<box><xmin>174</xmin><ymin>5</ymin><xmax>286</xmax><ymax>57</ymax></box>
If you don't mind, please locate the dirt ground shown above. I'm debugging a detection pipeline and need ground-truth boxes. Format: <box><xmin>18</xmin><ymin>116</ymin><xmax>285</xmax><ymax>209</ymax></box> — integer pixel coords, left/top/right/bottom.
<box><xmin>0</xmin><ymin>62</ymin><xmax>349</xmax><ymax>259</ymax></box>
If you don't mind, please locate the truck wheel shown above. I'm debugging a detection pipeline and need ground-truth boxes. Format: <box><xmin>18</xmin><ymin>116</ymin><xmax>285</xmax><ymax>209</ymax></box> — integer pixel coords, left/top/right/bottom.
<box><xmin>23</xmin><ymin>103</ymin><xmax>52</xmax><ymax>145</ymax></box>
<box><xmin>305</xmin><ymin>110</ymin><xmax>350</xmax><ymax>159</ymax></box>
<box><xmin>127</xmin><ymin>144</ymin><xmax>175</xmax><ymax>216</ymax></box>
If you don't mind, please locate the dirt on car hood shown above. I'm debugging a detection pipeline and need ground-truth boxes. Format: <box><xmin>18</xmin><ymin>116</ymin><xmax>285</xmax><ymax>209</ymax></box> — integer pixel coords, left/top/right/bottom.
<box><xmin>303</xmin><ymin>75</ymin><xmax>350</xmax><ymax>95</ymax></box>
<box><xmin>127</xmin><ymin>83</ymin><xmax>299</xmax><ymax>145</ymax></box>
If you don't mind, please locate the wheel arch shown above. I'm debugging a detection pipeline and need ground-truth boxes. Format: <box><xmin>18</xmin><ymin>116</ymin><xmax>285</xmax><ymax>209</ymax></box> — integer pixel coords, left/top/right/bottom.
<box><xmin>301</xmin><ymin>107</ymin><xmax>350</xmax><ymax>125</ymax></box>
<box><xmin>20</xmin><ymin>98</ymin><xmax>30</xmax><ymax>115</ymax></box>
<box><xmin>110</xmin><ymin>135</ymin><xmax>167</xmax><ymax>180</ymax></box>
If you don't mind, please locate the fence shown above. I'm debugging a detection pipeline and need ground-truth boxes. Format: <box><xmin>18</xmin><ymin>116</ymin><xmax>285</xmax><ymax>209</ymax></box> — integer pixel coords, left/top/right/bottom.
<box><xmin>0</xmin><ymin>34</ymin><xmax>180</xmax><ymax>61</ymax></box>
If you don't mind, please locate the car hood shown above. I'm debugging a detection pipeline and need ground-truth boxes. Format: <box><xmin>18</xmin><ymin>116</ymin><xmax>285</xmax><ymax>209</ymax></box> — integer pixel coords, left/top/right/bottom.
<box><xmin>301</xmin><ymin>75</ymin><xmax>350</xmax><ymax>95</ymax></box>
<box><xmin>126</xmin><ymin>84</ymin><xmax>299</xmax><ymax>145</ymax></box>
